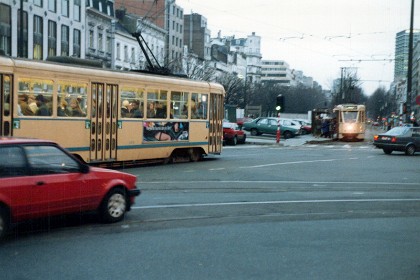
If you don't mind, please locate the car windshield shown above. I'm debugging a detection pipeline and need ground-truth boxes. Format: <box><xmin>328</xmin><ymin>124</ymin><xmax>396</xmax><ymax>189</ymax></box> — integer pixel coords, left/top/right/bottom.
<box><xmin>384</xmin><ymin>127</ymin><xmax>410</xmax><ymax>135</ymax></box>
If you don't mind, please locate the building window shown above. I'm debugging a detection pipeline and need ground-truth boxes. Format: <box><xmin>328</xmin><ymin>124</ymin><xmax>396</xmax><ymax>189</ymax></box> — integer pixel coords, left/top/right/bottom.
<box><xmin>124</xmin><ymin>45</ymin><xmax>128</xmax><ymax>62</ymax></box>
<box><xmin>47</xmin><ymin>20</ymin><xmax>56</xmax><ymax>57</ymax></box>
<box><xmin>17</xmin><ymin>9</ymin><xmax>28</xmax><ymax>58</ymax></box>
<box><xmin>34</xmin><ymin>0</ymin><xmax>43</xmax><ymax>7</ymax></box>
<box><xmin>116</xmin><ymin>43</ymin><xmax>120</xmax><ymax>60</ymax></box>
<box><xmin>73</xmin><ymin>29</ymin><xmax>81</xmax><ymax>57</ymax></box>
<box><xmin>48</xmin><ymin>0</ymin><xmax>56</xmax><ymax>12</ymax></box>
<box><xmin>61</xmin><ymin>25</ymin><xmax>69</xmax><ymax>56</ymax></box>
<box><xmin>98</xmin><ymin>32</ymin><xmax>103</xmax><ymax>51</ymax></box>
<box><xmin>106</xmin><ymin>34</ymin><xmax>111</xmax><ymax>53</ymax></box>
<box><xmin>89</xmin><ymin>29</ymin><xmax>94</xmax><ymax>48</ymax></box>
<box><xmin>131</xmin><ymin>47</ymin><xmax>135</xmax><ymax>63</ymax></box>
<box><xmin>0</xmin><ymin>4</ymin><xmax>11</xmax><ymax>56</ymax></box>
<box><xmin>73</xmin><ymin>0</ymin><xmax>81</xmax><ymax>22</ymax></box>
<box><xmin>62</xmin><ymin>0</ymin><xmax>69</xmax><ymax>17</ymax></box>
<box><xmin>33</xmin><ymin>15</ymin><xmax>43</xmax><ymax>60</ymax></box>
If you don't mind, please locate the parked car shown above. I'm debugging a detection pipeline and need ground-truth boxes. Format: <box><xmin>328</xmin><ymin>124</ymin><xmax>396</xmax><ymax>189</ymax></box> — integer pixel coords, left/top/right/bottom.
<box><xmin>373</xmin><ymin>126</ymin><xmax>420</xmax><ymax>155</ymax></box>
<box><xmin>242</xmin><ymin>117</ymin><xmax>301</xmax><ymax>139</ymax></box>
<box><xmin>223</xmin><ymin>121</ymin><xmax>246</xmax><ymax>145</ymax></box>
<box><xmin>0</xmin><ymin>137</ymin><xmax>141</xmax><ymax>239</ymax></box>
<box><xmin>293</xmin><ymin>119</ymin><xmax>312</xmax><ymax>134</ymax></box>
<box><xmin>280</xmin><ymin>118</ymin><xmax>303</xmax><ymax>132</ymax></box>
<box><xmin>236</xmin><ymin>117</ymin><xmax>254</xmax><ymax>129</ymax></box>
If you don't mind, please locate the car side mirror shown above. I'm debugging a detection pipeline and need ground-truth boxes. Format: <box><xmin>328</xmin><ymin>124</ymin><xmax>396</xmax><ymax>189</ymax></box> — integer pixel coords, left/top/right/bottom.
<box><xmin>80</xmin><ymin>163</ymin><xmax>90</xmax><ymax>174</ymax></box>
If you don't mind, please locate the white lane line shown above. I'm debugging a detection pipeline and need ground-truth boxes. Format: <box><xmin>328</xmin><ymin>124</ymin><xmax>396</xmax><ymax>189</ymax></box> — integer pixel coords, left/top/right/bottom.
<box><xmin>132</xmin><ymin>198</ymin><xmax>420</xmax><ymax>210</ymax></box>
<box><xmin>239</xmin><ymin>158</ymin><xmax>344</xmax><ymax>168</ymax></box>
<box><xmin>139</xmin><ymin>180</ymin><xmax>420</xmax><ymax>186</ymax></box>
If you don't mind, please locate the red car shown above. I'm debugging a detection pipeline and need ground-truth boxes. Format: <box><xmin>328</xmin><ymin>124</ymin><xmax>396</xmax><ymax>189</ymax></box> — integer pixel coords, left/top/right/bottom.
<box><xmin>223</xmin><ymin>122</ymin><xmax>246</xmax><ymax>145</ymax></box>
<box><xmin>0</xmin><ymin>137</ymin><xmax>141</xmax><ymax>239</ymax></box>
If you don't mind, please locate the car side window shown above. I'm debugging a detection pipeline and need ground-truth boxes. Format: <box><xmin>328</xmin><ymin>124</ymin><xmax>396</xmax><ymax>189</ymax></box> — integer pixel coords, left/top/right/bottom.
<box><xmin>24</xmin><ymin>145</ymin><xmax>81</xmax><ymax>175</ymax></box>
<box><xmin>258</xmin><ymin>119</ymin><xmax>268</xmax><ymax>125</ymax></box>
<box><xmin>0</xmin><ymin>146</ymin><xmax>27</xmax><ymax>177</ymax></box>
<box><xmin>412</xmin><ymin>128</ymin><xmax>420</xmax><ymax>137</ymax></box>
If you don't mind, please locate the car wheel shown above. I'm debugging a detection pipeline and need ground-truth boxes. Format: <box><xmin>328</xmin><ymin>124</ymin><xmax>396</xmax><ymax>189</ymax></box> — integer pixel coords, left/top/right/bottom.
<box><xmin>231</xmin><ymin>136</ymin><xmax>238</xmax><ymax>146</ymax></box>
<box><xmin>383</xmin><ymin>148</ymin><xmax>393</xmax><ymax>155</ymax></box>
<box><xmin>405</xmin><ymin>145</ymin><xmax>416</xmax><ymax>156</ymax></box>
<box><xmin>251</xmin><ymin>129</ymin><xmax>258</xmax><ymax>136</ymax></box>
<box><xmin>100</xmin><ymin>188</ymin><xmax>127</xmax><ymax>223</ymax></box>
<box><xmin>283</xmin><ymin>131</ymin><xmax>293</xmax><ymax>139</ymax></box>
<box><xmin>0</xmin><ymin>206</ymin><xmax>10</xmax><ymax>240</ymax></box>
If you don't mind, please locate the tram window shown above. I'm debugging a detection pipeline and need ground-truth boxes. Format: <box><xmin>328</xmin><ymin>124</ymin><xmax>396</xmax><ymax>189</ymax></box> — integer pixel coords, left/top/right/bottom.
<box><xmin>18</xmin><ymin>79</ymin><xmax>53</xmax><ymax>116</ymax></box>
<box><xmin>57</xmin><ymin>83</ymin><xmax>87</xmax><ymax>117</ymax></box>
<box><xmin>191</xmin><ymin>93</ymin><xmax>208</xmax><ymax>119</ymax></box>
<box><xmin>342</xmin><ymin>111</ymin><xmax>357</xmax><ymax>123</ymax></box>
<box><xmin>3</xmin><ymin>75</ymin><xmax>11</xmax><ymax>116</ymax></box>
<box><xmin>171</xmin><ymin>91</ymin><xmax>188</xmax><ymax>119</ymax></box>
<box><xmin>147</xmin><ymin>89</ymin><xmax>168</xmax><ymax>119</ymax></box>
<box><xmin>120</xmin><ymin>87</ymin><xmax>143</xmax><ymax>118</ymax></box>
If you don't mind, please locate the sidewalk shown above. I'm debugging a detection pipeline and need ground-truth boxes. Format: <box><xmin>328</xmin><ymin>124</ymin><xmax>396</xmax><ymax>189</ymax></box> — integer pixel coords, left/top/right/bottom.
<box><xmin>245</xmin><ymin>133</ymin><xmax>334</xmax><ymax>147</ymax></box>
<box><xmin>245</xmin><ymin>127</ymin><xmax>379</xmax><ymax>147</ymax></box>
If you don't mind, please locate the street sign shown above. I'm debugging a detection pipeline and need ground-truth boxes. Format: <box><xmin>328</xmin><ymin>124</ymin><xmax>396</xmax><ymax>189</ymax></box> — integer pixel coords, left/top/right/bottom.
<box><xmin>416</xmin><ymin>95</ymin><xmax>420</xmax><ymax>105</ymax></box>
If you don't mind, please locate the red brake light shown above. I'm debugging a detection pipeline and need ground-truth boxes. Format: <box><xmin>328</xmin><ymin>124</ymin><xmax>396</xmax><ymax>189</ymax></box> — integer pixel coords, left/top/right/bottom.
<box><xmin>391</xmin><ymin>137</ymin><xmax>397</xmax><ymax>143</ymax></box>
<box><xmin>373</xmin><ymin>135</ymin><xmax>378</xmax><ymax>141</ymax></box>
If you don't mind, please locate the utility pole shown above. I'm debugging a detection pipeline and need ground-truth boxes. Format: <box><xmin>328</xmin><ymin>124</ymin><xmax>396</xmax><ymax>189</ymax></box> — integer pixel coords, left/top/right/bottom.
<box><xmin>406</xmin><ymin>0</ymin><xmax>415</xmax><ymax>122</ymax></box>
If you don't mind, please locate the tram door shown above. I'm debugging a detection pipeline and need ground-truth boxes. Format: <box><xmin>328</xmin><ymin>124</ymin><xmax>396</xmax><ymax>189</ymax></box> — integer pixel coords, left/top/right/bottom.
<box><xmin>0</xmin><ymin>74</ymin><xmax>12</xmax><ymax>136</ymax></box>
<box><xmin>208</xmin><ymin>92</ymin><xmax>223</xmax><ymax>154</ymax></box>
<box><xmin>90</xmin><ymin>83</ymin><xmax>118</xmax><ymax>162</ymax></box>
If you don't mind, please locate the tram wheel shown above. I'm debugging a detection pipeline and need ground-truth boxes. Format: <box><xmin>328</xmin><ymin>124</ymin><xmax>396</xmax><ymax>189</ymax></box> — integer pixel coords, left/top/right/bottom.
<box><xmin>189</xmin><ymin>149</ymin><xmax>202</xmax><ymax>162</ymax></box>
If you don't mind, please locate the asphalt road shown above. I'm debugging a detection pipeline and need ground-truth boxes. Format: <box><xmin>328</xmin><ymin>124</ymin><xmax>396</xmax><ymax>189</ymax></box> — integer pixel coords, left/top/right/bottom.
<box><xmin>1</xmin><ymin>139</ymin><xmax>419</xmax><ymax>280</ymax></box>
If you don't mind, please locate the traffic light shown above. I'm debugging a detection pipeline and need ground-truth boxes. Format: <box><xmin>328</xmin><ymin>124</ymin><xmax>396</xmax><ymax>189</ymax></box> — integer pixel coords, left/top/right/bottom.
<box><xmin>276</xmin><ymin>94</ymin><xmax>284</xmax><ymax>112</ymax></box>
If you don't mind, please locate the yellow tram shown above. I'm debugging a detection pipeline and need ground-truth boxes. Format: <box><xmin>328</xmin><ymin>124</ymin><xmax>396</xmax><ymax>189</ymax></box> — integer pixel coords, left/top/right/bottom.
<box><xmin>333</xmin><ymin>104</ymin><xmax>366</xmax><ymax>141</ymax></box>
<box><xmin>0</xmin><ymin>56</ymin><xmax>224</xmax><ymax>165</ymax></box>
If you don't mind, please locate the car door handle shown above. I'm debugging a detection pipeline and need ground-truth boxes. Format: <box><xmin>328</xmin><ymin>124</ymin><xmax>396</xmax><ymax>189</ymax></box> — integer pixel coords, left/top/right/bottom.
<box><xmin>36</xmin><ymin>181</ymin><xmax>45</xmax><ymax>186</ymax></box>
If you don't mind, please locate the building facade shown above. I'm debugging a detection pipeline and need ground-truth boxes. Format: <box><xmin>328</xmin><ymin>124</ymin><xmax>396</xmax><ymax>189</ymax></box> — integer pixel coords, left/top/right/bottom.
<box><xmin>394</xmin><ymin>29</ymin><xmax>420</xmax><ymax>80</ymax></box>
<box><xmin>0</xmin><ymin>0</ymin><xmax>86</xmax><ymax>59</ymax></box>
<box><xmin>114</xmin><ymin>0</ymin><xmax>184</xmax><ymax>71</ymax></box>
<box><xmin>184</xmin><ymin>13</ymin><xmax>211</xmax><ymax>61</ymax></box>
<box><xmin>230</xmin><ymin>32</ymin><xmax>262</xmax><ymax>83</ymax></box>
<box><xmin>260</xmin><ymin>60</ymin><xmax>293</xmax><ymax>86</ymax></box>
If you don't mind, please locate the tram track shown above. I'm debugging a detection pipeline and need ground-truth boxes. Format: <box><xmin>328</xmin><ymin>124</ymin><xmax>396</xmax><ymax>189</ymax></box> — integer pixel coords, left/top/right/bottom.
<box><xmin>129</xmin><ymin>199</ymin><xmax>420</xmax><ymax>230</ymax></box>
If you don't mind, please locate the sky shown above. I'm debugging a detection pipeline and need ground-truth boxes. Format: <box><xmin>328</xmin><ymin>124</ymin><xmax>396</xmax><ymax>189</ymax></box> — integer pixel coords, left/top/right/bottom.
<box><xmin>176</xmin><ymin>0</ymin><xmax>419</xmax><ymax>95</ymax></box>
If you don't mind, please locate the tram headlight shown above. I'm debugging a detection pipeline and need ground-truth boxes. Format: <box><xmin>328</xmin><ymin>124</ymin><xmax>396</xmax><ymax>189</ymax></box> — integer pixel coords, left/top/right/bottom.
<box><xmin>343</xmin><ymin>123</ymin><xmax>355</xmax><ymax>132</ymax></box>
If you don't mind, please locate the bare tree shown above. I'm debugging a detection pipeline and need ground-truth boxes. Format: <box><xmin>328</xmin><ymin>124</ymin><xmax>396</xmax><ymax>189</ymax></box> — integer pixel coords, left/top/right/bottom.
<box><xmin>182</xmin><ymin>55</ymin><xmax>216</xmax><ymax>81</ymax></box>
<box><xmin>216</xmin><ymin>73</ymin><xmax>244</xmax><ymax>105</ymax></box>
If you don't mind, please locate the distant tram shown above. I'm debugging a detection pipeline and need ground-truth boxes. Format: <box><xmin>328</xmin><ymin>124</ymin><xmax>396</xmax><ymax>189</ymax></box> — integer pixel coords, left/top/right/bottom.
<box><xmin>0</xmin><ymin>56</ymin><xmax>225</xmax><ymax>165</ymax></box>
<box><xmin>333</xmin><ymin>104</ymin><xmax>366</xmax><ymax>141</ymax></box>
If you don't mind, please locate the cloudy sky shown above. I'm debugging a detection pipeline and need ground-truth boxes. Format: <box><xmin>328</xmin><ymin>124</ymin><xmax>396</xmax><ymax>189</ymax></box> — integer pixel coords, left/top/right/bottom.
<box><xmin>176</xmin><ymin>0</ymin><xmax>418</xmax><ymax>95</ymax></box>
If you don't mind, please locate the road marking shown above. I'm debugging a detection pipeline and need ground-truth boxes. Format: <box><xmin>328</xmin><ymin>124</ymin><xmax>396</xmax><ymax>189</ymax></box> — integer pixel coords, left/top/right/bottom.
<box><xmin>239</xmin><ymin>158</ymin><xmax>357</xmax><ymax>168</ymax></box>
<box><xmin>139</xmin><ymin>180</ymin><xmax>420</xmax><ymax>186</ymax></box>
<box><xmin>132</xmin><ymin>198</ymin><xmax>420</xmax><ymax>210</ymax></box>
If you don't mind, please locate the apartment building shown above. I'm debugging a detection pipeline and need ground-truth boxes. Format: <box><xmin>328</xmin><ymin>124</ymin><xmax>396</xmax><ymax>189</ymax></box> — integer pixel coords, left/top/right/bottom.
<box><xmin>394</xmin><ymin>29</ymin><xmax>420</xmax><ymax>80</ymax></box>
<box><xmin>114</xmin><ymin>0</ymin><xmax>184</xmax><ymax>71</ymax></box>
<box><xmin>0</xmin><ymin>0</ymin><xmax>86</xmax><ymax>59</ymax></box>
<box><xmin>261</xmin><ymin>60</ymin><xmax>293</xmax><ymax>86</ymax></box>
